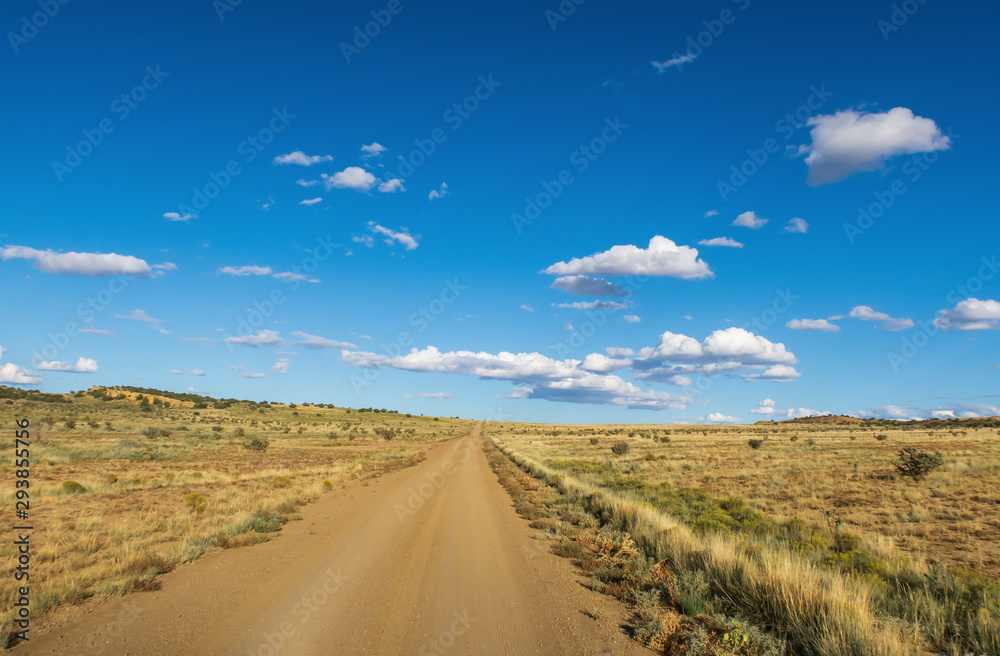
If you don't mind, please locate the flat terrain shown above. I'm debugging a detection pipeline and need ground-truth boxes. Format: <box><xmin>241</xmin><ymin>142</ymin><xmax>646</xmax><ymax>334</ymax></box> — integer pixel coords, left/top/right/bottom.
<box><xmin>14</xmin><ymin>424</ymin><xmax>649</xmax><ymax>655</ymax></box>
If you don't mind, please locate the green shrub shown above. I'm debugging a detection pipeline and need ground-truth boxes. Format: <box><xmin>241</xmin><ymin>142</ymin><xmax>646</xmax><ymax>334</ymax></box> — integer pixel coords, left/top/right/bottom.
<box><xmin>242</xmin><ymin>435</ymin><xmax>270</xmax><ymax>451</ymax></box>
<box><xmin>747</xmin><ymin>439</ymin><xmax>764</xmax><ymax>450</ymax></box>
<box><xmin>589</xmin><ymin>437</ymin><xmax>600</xmax><ymax>445</ymax></box>
<box><xmin>64</xmin><ymin>420</ymin><xmax>76</xmax><ymax>429</ymax></box>
<box><xmin>611</xmin><ymin>442</ymin><xmax>630</xmax><ymax>456</ymax></box>
<box><xmin>105</xmin><ymin>474</ymin><xmax>118</xmax><ymax>484</ymax></box>
<box><xmin>271</xmin><ymin>476</ymin><xmax>292</xmax><ymax>488</ymax></box>
<box><xmin>184</xmin><ymin>493</ymin><xmax>207</xmax><ymax>513</ymax></box>
<box><xmin>875</xmin><ymin>433</ymin><xmax>888</xmax><ymax>441</ymax></box>
<box><xmin>62</xmin><ymin>481</ymin><xmax>86</xmax><ymax>494</ymax></box>
<box><xmin>893</xmin><ymin>447</ymin><xmax>944</xmax><ymax>479</ymax></box>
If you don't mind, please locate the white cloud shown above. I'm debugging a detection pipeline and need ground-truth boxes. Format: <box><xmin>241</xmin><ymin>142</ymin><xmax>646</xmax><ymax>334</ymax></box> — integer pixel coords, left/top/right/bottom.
<box><xmin>745</xmin><ymin>364</ymin><xmax>801</xmax><ymax>382</ymax></box>
<box><xmin>169</xmin><ymin>369</ymin><xmax>183</xmax><ymax>374</ymax></box>
<box><xmin>833</xmin><ymin>305</ymin><xmax>913</xmax><ymax>331</ymax></box>
<box><xmin>624</xmin><ymin>315</ymin><xmax>641</xmax><ymax>324</ymax></box>
<box><xmin>606</xmin><ymin>347</ymin><xmax>634</xmax><ymax>357</ymax></box>
<box><xmin>272</xmin><ymin>358</ymin><xmax>289</xmax><ymax>375</ymax></box>
<box><xmin>800</xmin><ymin>107</ymin><xmax>951</xmax><ymax>185</ymax></box>
<box><xmin>542</xmin><ymin>236</ymin><xmax>712</xmax><ymax>279</ymax></box>
<box><xmin>163</xmin><ymin>212</ymin><xmax>196</xmax><ymax>222</ymax></box>
<box><xmin>429</xmin><ymin>183</ymin><xmax>448</xmax><ymax>200</ymax></box>
<box><xmin>322</xmin><ymin>167</ymin><xmax>376</xmax><ymax>191</ymax></box>
<box><xmin>933</xmin><ymin>298</ymin><xmax>1000</xmax><ymax>331</ymax></box>
<box><xmin>223</xmin><ymin>329</ymin><xmax>284</xmax><ymax>348</ymax></box>
<box><xmin>784</xmin><ymin>218</ymin><xmax>808</xmax><ymax>234</ymax></box>
<box><xmin>580</xmin><ymin>353</ymin><xmax>632</xmax><ymax>372</ymax></box>
<box><xmin>1</xmin><ymin>245</ymin><xmax>153</xmax><ymax>277</ymax></box>
<box><xmin>296</xmin><ymin>178</ymin><xmax>319</xmax><ymax>187</ymax></box>
<box><xmin>786</xmin><ymin>407</ymin><xmax>830</xmax><ymax>419</ymax></box>
<box><xmin>80</xmin><ymin>327</ymin><xmax>116</xmax><ymax>336</ymax></box>
<box><xmin>638</xmin><ymin>327</ymin><xmax>796</xmax><ymax>366</ymax></box>
<box><xmin>520</xmin><ymin>304</ymin><xmax>534</xmax><ymax>312</ymax></box>
<box><xmin>366</xmin><ymin>222</ymin><xmax>419</xmax><ymax>250</ymax></box>
<box><xmin>378</xmin><ymin>178</ymin><xmax>405</xmax><ymax>193</ymax></box>
<box><xmin>229</xmin><ymin>365</ymin><xmax>246</xmax><ymax>371</ymax></box>
<box><xmin>242</xmin><ymin>371</ymin><xmax>268</xmax><ymax>379</ymax></box>
<box><xmin>271</xmin><ymin>272</ymin><xmax>320</xmax><ymax>283</ymax></box>
<box><xmin>114</xmin><ymin>309</ymin><xmax>170</xmax><ymax>334</ymax></box>
<box><xmin>705</xmin><ymin>412</ymin><xmax>742</xmax><ymax>424</ymax></box>
<box><xmin>219</xmin><ymin>265</ymin><xmax>272</xmax><ymax>277</ymax></box>
<box><xmin>786</xmin><ymin>318</ymin><xmax>839</xmax><ymax>332</ymax></box>
<box><xmin>190</xmin><ymin>369</ymin><xmax>206</xmax><ymax>376</ymax></box>
<box><xmin>651</xmin><ymin>55</ymin><xmax>697</xmax><ymax>72</ymax></box>
<box><xmin>750</xmin><ymin>398</ymin><xmax>777</xmax><ymax>415</ymax></box>
<box><xmin>340</xmin><ymin>346</ymin><xmax>695</xmax><ymax>411</ymax></box>
<box><xmin>361</xmin><ymin>142</ymin><xmax>386</xmax><ymax>158</ymax></box>
<box><xmin>550</xmin><ymin>275</ymin><xmax>628</xmax><ymax>297</ymax></box>
<box><xmin>703</xmin><ymin>210</ymin><xmax>719</xmax><ymax>217</ymax></box>
<box><xmin>556</xmin><ymin>300</ymin><xmax>629</xmax><ymax>310</ymax></box>
<box><xmin>291</xmin><ymin>331</ymin><xmax>358</xmax><ymax>350</ymax></box>
<box><xmin>406</xmin><ymin>392</ymin><xmax>453</xmax><ymax>399</ymax></box>
<box><xmin>35</xmin><ymin>356</ymin><xmax>98</xmax><ymax>373</ymax></box>
<box><xmin>273</xmin><ymin>151</ymin><xmax>333</xmax><ymax>166</ymax></box>
<box><xmin>732</xmin><ymin>211</ymin><xmax>768</xmax><ymax>229</ymax></box>
<box><xmin>698</xmin><ymin>237</ymin><xmax>744</xmax><ymax>248</ymax></box>
<box><xmin>181</xmin><ymin>337</ymin><xmax>214</xmax><ymax>345</ymax></box>
<box><xmin>299</xmin><ymin>197</ymin><xmax>323</xmax><ymax>206</ymax></box>
<box><xmin>0</xmin><ymin>362</ymin><xmax>41</xmax><ymax>385</ymax></box>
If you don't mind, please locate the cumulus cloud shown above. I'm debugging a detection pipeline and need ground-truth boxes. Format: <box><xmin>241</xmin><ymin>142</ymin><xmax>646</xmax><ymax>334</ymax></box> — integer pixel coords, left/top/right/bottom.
<box><xmin>273</xmin><ymin>151</ymin><xmax>333</xmax><ymax>166</ymax></box>
<box><xmin>703</xmin><ymin>210</ymin><xmax>719</xmax><ymax>217</ymax></box>
<box><xmin>550</xmin><ymin>275</ymin><xmax>628</xmax><ymax>297</ymax></box>
<box><xmin>634</xmin><ymin>328</ymin><xmax>798</xmax><ymax>383</ymax></box>
<box><xmin>114</xmin><ymin>309</ymin><xmax>170</xmax><ymax>334</ymax></box>
<box><xmin>799</xmin><ymin>107</ymin><xmax>951</xmax><ymax>185</ymax></box>
<box><xmin>933</xmin><ymin>298</ymin><xmax>1000</xmax><ymax>331</ymax></box>
<box><xmin>361</xmin><ymin>142</ymin><xmax>386</xmax><ymax>158</ymax></box>
<box><xmin>0</xmin><ymin>362</ymin><xmax>41</xmax><ymax>385</ymax></box>
<box><xmin>542</xmin><ymin>236</ymin><xmax>712</xmax><ymax>279</ymax></box>
<box><xmin>219</xmin><ymin>265</ymin><xmax>272</xmax><ymax>277</ymax></box>
<box><xmin>832</xmin><ymin>306</ymin><xmax>913</xmax><ymax>331</ymax></box>
<box><xmin>169</xmin><ymin>369</ymin><xmax>183</xmax><ymax>375</ymax></box>
<box><xmin>786</xmin><ymin>318</ymin><xmax>839</xmax><ymax>332</ymax></box>
<box><xmin>296</xmin><ymin>178</ymin><xmax>319</xmax><ymax>187</ymax></box>
<box><xmin>299</xmin><ymin>197</ymin><xmax>322</xmax><ymax>206</ymax></box>
<box><xmin>271</xmin><ymin>358</ymin><xmax>289</xmax><ymax>375</ymax></box>
<box><xmin>378</xmin><ymin>178</ymin><xmax>405</xmax><ymax>193</ymax></box>
<box><xmin>1</xmin><ymin>245</ymin><xmax>153</xmax><ymax>277</ymax></box>
<box><xmin>365</xmin><ymin>222</ymin><xmax>419</xmax><ymax>250</ymax></box>
<box><xmin>698</xmin><ymin>237</ymin><xmax>744</xmax><ymax>248</ymax></box>
<box><xmin>163</xmin><ymin>212</ymin><xmax>196</xmax><ymax>222</ymax></box>
<box><xmin>744</xmin><ymin>364</ymin><xmax>801</xmax><ymax>382</ymax></box>
<box><xmin>556</xmin><ymin>300</ymin><xmax>629</xmax><ymax>310</ymax></box>
<box><xmin>750</xmin><ymin>398</ymin><xmax>777</xmax><ymax>415</ymax></box>
<box><xmin>35</xmin><ymin>357</ymin><xmax>98</xmax><ymax>373</ymax></box>
<box><xmin>784</xmin><ymin>218</ymin><xmax>808</xmax><ymax>234</ymax></box>
<box><xmin>404</xmin><ymin>392</ymin><xmax>453</xmax><ymax>399</ymax></box>
<box><xmin>291</xmin><ymin>331</ymin><xmax>358</xmax><ymax>350</ymax></box>
<box><xmin>786</xmin><ymin>407</ymin><xmax>831</xmax><ymax>419</ymax></box>
<box><xmin>705</xmin><ymin>412</ymin><xmax>742</xmax><ymax>424</ymax></box>
<box><xmin>429</xmin><ymin>183</ymin><xmax>448</xmax><ymax>200</ymax></box>
<box><xmin>624</xmin><ymin>315</ymin><xmax>641</xmax><ymax>323</ymax></box>
<box><xmin>732</xmin><ymin>211</ymin><xmax>768</xmax><ymax>229</ymax></box>
<box><xmin>322</xmin><ymin>167</ymin><xmax>376</xmax><ymax>191</ymax></box>
<box><xmin>580</xmin><ymin>353</ymin><xmax>632</xmax><ymax>373</ymax></box>
<box><xmin>340</xmin><ymin>346</ymin><xmax>695</xmax><ymax>411</ymax></box>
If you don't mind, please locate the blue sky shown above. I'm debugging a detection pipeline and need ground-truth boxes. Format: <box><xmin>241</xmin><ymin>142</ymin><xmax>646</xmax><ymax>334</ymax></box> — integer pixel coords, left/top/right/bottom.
<box><xmin>2</xmin><ymin>0</ymin><xmax>998</xmax><ymax>423</ymax></box>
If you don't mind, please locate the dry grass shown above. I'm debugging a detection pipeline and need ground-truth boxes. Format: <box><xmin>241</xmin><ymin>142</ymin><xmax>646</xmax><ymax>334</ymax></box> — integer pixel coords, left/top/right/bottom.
<box><xmin>0</xmin><ymin>388</ymin><xmax>472</xmax><ymax>647</ymax></box>
<box><xmin>486</xmin><ymin>419</ymin><xmax>1000</xmax><ymax>655</ymax></box>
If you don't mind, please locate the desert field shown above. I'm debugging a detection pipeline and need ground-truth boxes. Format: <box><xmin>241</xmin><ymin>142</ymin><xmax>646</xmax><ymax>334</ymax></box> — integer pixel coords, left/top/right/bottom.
<box><xmin>0</xmin><ymin>385</ymin><xmax>472</xmax><ymax>647</ymax></box>
<box><xmin>485</xmin><ymin>418</ymin><xmax>1000</xmax><ymax>655</ymax></box>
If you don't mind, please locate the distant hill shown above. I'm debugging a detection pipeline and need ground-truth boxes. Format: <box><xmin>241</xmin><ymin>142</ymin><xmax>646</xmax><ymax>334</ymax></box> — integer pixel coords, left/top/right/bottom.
<box><xmin>759</xmin><ymin>414</ymin><xmax>1000</xmax><ymax>429</ymax></box>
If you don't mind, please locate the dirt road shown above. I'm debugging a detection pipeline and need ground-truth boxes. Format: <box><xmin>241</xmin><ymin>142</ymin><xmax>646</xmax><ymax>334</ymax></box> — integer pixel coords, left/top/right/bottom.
<box><xmin>20</xmin><ymin>424</ymin><xmax>649</xmax><ymax>655</ymax></box>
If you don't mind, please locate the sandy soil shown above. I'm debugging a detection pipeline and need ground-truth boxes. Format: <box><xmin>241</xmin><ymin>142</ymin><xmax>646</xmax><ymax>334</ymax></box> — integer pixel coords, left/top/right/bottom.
<box><xmin>17</xmin><ymin>423</ymin><xmax>650</xmax><ymax>655</ymax></box>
